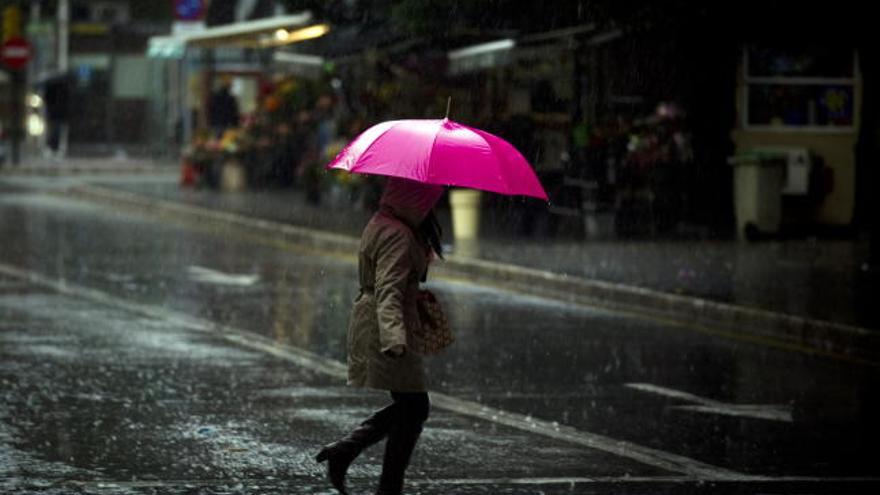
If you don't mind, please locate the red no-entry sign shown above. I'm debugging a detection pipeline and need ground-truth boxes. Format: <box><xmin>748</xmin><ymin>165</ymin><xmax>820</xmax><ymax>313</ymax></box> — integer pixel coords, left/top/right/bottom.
<box><xmin>1</xmin><ymin>36</ymin><xmax>31</xmax><ymax>70</ymax></box>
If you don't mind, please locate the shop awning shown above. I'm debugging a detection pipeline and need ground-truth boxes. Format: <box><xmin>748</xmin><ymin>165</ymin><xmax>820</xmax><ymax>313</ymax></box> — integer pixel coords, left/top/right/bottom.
<box><xmin>147</xmin><ymin>11</ymin><xmax>321</xmax><ymax>59</ymax></box>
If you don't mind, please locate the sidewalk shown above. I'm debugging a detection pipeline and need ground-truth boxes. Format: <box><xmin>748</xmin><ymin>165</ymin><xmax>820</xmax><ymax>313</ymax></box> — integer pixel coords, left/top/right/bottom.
<box><xmin>2</xmin><ymin>159</ymin><xmax>877</xmax><ymax>361</ymax></box>
<box><xmin>0</xmin><ymin>156</ymin><xmax>167</xmax><ymax>175</ymax></box>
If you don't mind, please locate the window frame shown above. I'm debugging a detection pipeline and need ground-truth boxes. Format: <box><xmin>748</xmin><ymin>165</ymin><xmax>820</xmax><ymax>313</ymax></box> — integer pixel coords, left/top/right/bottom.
<box><xmin>742</xmin><ymin>47</ymin><xmax>859</xmax><ymax>133</ymax></box>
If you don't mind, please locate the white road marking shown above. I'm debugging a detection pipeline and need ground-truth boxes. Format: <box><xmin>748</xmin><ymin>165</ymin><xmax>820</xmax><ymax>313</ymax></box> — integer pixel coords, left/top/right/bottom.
<box><xmin>625</xmin><ymin>382</ymin><xmax>793</xmax><ymax>422</ymax></box>
<box><xmin>415</xmin><ymin>475</ymin><xmax>880</xmax><ymax>485</ymax></box>
<box><xmin>1</xmin><ymin>262</ymin><xmax>748</xmax><ymax>480</ymax></box>
<box><xmin>187</xmin><ymin>265</ymin><xmax>259</xmax><ymax>286</ymax></box>
<box><xmin>672</xmin><ymin>404</ymin><xmax>793</xmax><ymax>422</ymax></box>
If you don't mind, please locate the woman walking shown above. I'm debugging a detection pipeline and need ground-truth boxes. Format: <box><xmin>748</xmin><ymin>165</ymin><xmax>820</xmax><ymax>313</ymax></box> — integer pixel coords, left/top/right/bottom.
<box><xmin>316</xmin><ymin>177</ymin><xmax>445</xmax><ymax>494</ymax></box>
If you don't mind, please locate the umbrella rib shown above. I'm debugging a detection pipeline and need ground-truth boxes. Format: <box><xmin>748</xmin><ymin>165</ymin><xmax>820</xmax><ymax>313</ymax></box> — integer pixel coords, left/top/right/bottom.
<box><xmin>487</xmin><ymin>131</ymin><xmax>546</xmax><ymax>199</ymax></box>
<box><xmin>478</xmin><ymin>130</ymin><xmax>515</xmax><ymax>196</ymax></box>
<box><xmin>494</xmin><ymin>141</ymin><xmax>516</xmax><ymax>196</ymax></box>
<box><xmin>425</xmin><ymin>120</ymin><xmax>445</xmax><ymax>184</ymax></box>
<box><xmin>348</xmin><ymin>121</ymin><xmax>403</xmax><ymax>173</ymax></box>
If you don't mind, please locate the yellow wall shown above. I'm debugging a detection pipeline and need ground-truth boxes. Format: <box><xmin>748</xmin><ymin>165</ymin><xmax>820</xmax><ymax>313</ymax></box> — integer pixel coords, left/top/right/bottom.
<box><xmin>732</xmin><ymin>56</ymin><xmax>861</xmax><ymax>226</ymax></box>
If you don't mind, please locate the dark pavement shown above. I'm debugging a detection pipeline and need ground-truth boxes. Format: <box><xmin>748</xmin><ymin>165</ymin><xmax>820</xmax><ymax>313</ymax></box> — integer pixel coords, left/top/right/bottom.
<box><xmin>1</xmin><ymin>182</ymin><xmax>879</xmax><ymax>493</ymax></box>
<box><xmin>2</xmin><ymin>274</ymin><xmax>661</xmax><ymax>494</ymax></box>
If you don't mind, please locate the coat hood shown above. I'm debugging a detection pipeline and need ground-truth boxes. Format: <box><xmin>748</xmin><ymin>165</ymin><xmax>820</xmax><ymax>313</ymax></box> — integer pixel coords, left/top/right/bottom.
<box><xmin>379</xmin><ymin>177</ymin><xmax>444</xmax><ymax>227</ymax></box>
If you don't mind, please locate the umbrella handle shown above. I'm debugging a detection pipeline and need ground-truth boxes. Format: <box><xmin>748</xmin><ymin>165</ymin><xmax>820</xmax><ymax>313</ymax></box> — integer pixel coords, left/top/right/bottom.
<box><xmin>445</xmin><ymin>97</ymin><xmax>451</xmax><ymax>120</ymax></box>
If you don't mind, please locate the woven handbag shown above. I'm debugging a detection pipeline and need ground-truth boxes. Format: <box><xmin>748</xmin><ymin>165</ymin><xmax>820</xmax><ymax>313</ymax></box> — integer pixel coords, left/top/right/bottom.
<box><xmin>413</xmin><ymin>289</ymin><xmax>454</xmax><ymax>355</ymax></box>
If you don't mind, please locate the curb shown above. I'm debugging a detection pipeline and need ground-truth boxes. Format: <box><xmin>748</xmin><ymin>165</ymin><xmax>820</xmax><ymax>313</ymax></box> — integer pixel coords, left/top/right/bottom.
<box><xmin>61</xmin><ymin>184</ymin><xmax>880</xmax><ymax>366</ymax></box>
<box><xmin>62</xmin><ymin>184</ymin><xmax>360</xmax><ymax>255</ymax></box>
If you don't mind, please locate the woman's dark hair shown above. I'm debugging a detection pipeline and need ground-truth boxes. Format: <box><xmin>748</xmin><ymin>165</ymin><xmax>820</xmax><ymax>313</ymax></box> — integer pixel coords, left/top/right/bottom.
<box><xmin>419</xmin><ymin>210</ymin><xmax>444</xmax><ymax>259</ymax></box>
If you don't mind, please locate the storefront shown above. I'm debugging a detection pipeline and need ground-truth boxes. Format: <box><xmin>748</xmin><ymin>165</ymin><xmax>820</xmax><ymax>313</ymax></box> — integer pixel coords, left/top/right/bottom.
<box><xmin>146</xmin><ymin>12</ymin><xmax>319</xmax><ymax>152</ymax></box>
<box><xmin>731</xmin><ymin>44</ymin><xmax>861</xmax><ymax>228</ymax></box>
<box><xmin>145</xmin><ymin>12</ymin><xmax>349</xmax><ymax>192</ymax></box>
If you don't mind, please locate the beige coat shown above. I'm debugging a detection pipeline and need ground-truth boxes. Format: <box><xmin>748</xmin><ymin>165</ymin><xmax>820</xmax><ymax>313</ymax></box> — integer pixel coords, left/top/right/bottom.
<box><xmin>346</xmin><ymin>206</ymin><xmax>429</xmax><ymax>392</ymax></box>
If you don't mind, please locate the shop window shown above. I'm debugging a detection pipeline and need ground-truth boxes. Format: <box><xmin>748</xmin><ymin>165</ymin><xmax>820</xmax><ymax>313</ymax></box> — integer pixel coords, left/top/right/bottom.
<box><xmin>744</xmin><ymin>45</ymin><xmax>857</xmax><ymax>131</ymax></box>
<box><xmin>113</xmin><ymin>56</ymin><xmax>150</xmax><ymax>98</ymax></box>
<box><xmin>72</xmin><ymin>1</ymin><xmax>130</xmax><ymax>24</ymax></box>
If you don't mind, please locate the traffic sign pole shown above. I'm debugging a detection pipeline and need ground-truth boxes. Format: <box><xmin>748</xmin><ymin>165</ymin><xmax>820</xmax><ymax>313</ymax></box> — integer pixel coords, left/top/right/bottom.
<box><xmin>2</xmin><ymin>6</ymin><xmax>27</xmax><ymax>166</ymax></box>
<box><xmin>9</xmin><ymin>69</ymin><xmax>23</xmax><ymax>165</ymax></box>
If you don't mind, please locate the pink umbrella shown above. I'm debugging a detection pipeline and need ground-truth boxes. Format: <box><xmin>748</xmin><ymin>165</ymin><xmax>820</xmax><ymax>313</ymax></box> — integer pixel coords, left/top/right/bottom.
<box><xmin>326</xmin><ymin>118</ymin><xmax>548</xmax><ymax>201</ymax></box>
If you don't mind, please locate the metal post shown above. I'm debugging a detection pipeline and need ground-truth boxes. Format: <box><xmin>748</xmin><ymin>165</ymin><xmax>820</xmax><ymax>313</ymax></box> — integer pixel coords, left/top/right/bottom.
<box><xmin>181</xmin><ymin>48</ymin><xmax>193</xmax><ymax>148</ymax></box>
<box><xmin>11</xmin><ymin>70</ymin><xmax>24</xmax><ymax>165</ymax></box>
<box><xmin>3</xmin><ymin>4</ymin><xmax>24</xmax><ymax>165</ymax></box>
<box><xmin>29</xmin><ymin>0</ymin><xmax>40</xmax><ymax>21</ymax></box>
<box><xmin>168</xmin><ymin>57</ymin><xmax>180</xmax><ymax>157</ymax></box>
<box><xmin>57</xmin><ymin>0</ymin><xmax>69</xmax><ymax>158</ymax></box>
<box><xmin>106</xmin><ymin>29</ymin><xmax>116</xmax><ymax>156</ymax></box>
<box><xmin>57</xmin><ymin>0</ymin><xmax>68</xmax><ymax>72</ymax></box>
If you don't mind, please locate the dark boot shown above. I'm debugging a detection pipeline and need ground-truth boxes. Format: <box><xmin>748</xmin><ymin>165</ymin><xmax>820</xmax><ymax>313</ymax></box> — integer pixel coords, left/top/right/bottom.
<box><xmin>316</xmin><ymin>406</ymin><xmax>396</xmax><ymax>494</ymax></box>
<box><xmin>375</xmin><ymin>424</ymin><xmax>423</xmax><ymax>495</ymax></box>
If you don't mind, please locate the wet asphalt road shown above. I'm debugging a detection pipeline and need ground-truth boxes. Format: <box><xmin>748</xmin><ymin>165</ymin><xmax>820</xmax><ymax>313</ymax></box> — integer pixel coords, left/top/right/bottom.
<box><xmin>1</xmin><ymin>187</ymin><xmax>878</xmax><ymax>494</ymax></box>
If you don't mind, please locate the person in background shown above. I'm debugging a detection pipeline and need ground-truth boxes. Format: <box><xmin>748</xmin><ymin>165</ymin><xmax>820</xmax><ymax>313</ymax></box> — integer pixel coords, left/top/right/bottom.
<box><xmin>208</xmin><ymin>78</ymin><xmax>240</xmax><ymax>137</ymax></box>
<box><xmin>43</xmin><ymin>72</ymin><xmax>70</xmax><ymax>159</ymax></box>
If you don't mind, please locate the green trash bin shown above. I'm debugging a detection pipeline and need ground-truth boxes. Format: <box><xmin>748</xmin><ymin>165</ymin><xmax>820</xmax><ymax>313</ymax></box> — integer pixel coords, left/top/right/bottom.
<box><xmin>729</xmin><ymin>150</ymin><xmax>787</xmax><ymax>241</ymax></box>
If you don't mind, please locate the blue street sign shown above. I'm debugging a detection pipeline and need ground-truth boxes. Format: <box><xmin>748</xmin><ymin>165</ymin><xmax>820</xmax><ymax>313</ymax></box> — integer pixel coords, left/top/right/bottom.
<box><xmin>173</xmin><ymin>0</ymin><xmax>205</xmax><ymax>21</ymax></box>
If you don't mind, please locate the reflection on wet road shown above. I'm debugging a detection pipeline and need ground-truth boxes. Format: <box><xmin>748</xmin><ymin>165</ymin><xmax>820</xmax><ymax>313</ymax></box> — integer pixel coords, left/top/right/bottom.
<box><xmin>1</xmin><ymin>190</ymin><xmax>878</xmax><ymax>492</ymax></box>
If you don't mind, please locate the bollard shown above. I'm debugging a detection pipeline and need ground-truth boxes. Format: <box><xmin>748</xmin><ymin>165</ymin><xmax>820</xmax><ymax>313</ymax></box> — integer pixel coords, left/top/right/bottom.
<box><xmin>221</xmin><ymin>160</ymin><xmax>246</xmax><ymax>192</ymax></box>
<box><xmin>450</xmin><ymin>188</ymin><xmax>481</xmax><ymax>240</ymax></box>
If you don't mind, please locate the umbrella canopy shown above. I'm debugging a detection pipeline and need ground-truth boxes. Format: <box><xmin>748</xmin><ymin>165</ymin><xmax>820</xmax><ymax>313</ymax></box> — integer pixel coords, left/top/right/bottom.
<box><xmin>326</xmin><ymin>119</ymin><xmax>548</xmax><ymax>201</ymax></box>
